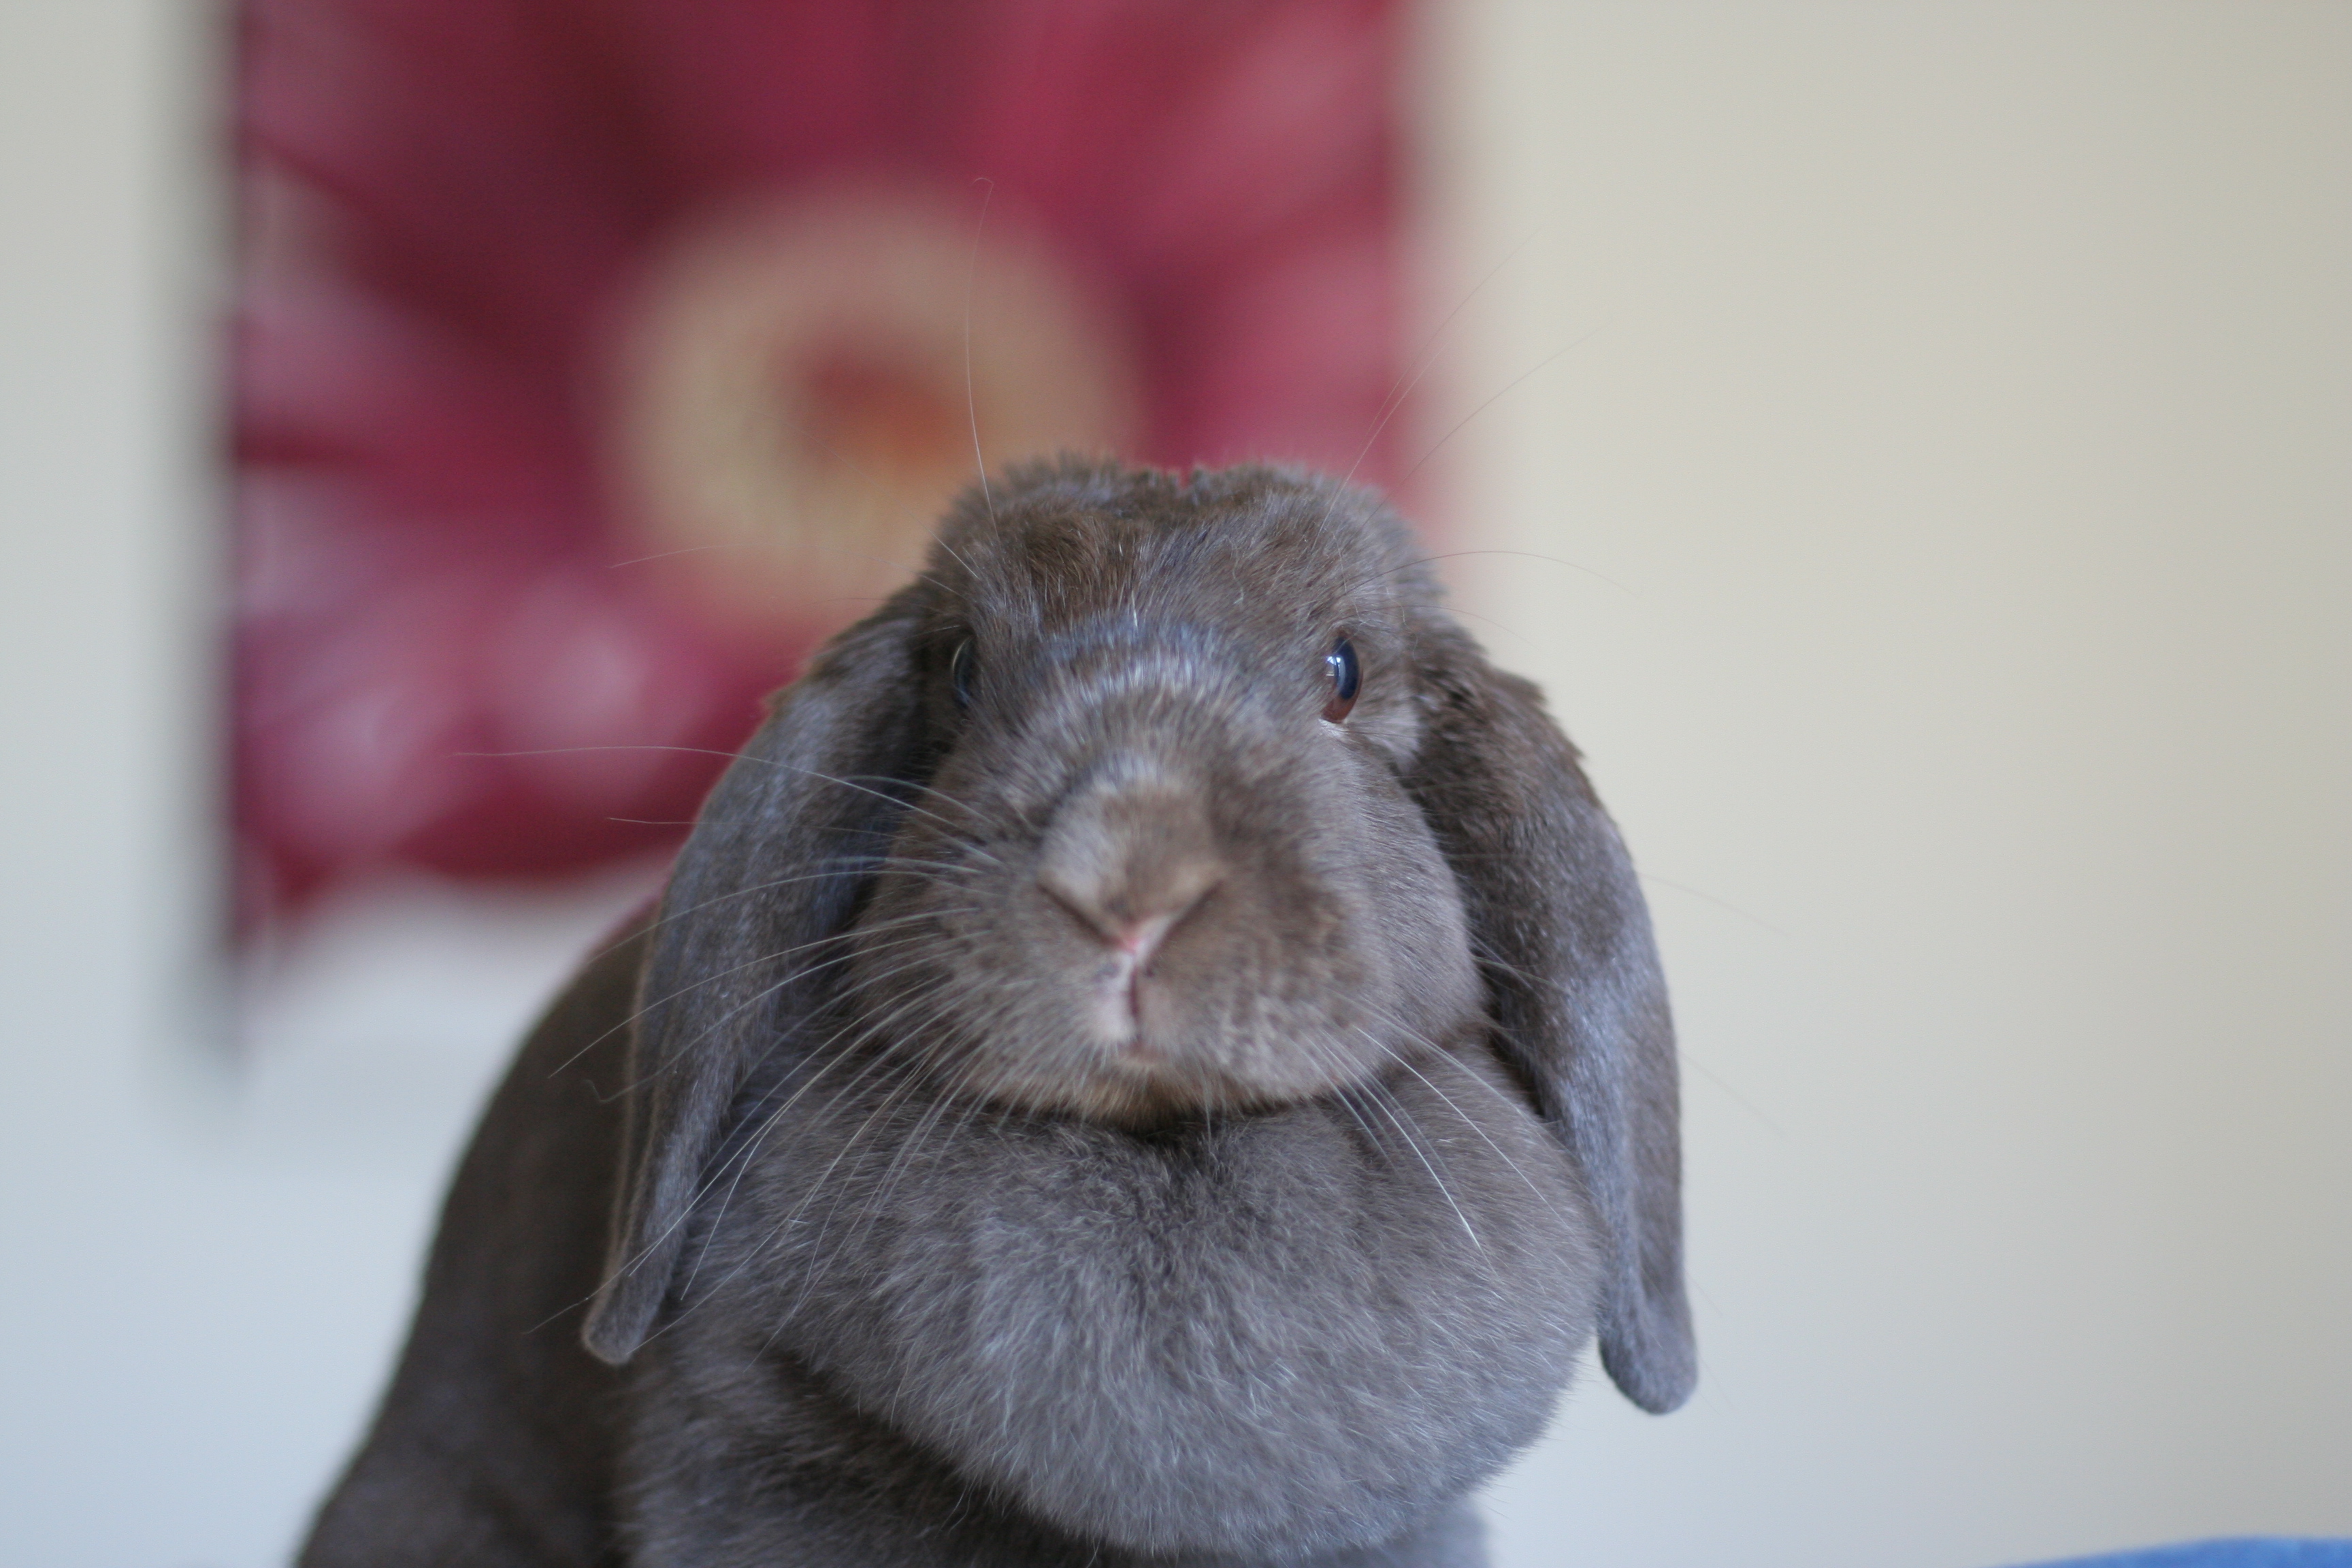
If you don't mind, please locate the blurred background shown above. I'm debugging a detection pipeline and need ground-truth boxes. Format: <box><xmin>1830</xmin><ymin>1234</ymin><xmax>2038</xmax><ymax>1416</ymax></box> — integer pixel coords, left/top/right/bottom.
<box><xmin>2</xmin><ymin>3</ymin><xmax>2345</xmax><ymax>1565</ymax></box>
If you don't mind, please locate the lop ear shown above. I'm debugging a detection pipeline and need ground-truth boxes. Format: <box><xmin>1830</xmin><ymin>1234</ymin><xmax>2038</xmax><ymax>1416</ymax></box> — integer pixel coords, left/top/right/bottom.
<box><xmin>1403</xmin><ymin>621</ymin><xmax>1696</xmax><ymax>1414</ymax></box>
<box><xmin>582</xmin><ymin>590</ymin><xmax>931</xmax><ymax>1366</ymax></box>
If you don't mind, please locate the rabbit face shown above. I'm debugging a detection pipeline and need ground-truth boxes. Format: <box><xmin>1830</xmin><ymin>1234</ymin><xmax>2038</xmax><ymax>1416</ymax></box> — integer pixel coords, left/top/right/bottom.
<box><xmin>845</xmin><ymin>477</ymin><xmax>1481</xmax><ymax>1123</ymax></box>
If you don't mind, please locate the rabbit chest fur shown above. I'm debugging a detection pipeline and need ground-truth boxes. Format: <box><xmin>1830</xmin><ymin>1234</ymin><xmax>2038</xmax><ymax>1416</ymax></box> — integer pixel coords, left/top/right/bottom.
<box><xmin>301</xmin><ymin>461</ymin><xmax>1693</xmax><ymax>1568</ymax></box>
<box><xmin>627</xmin><ymin>1031</ymin><xmax>1596</xmax><ymax>1566</ymax></box>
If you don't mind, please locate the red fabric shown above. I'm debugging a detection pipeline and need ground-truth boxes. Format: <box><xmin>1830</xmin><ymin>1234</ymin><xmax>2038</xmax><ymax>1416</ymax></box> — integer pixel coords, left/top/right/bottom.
<box><xmin>235</xmin><ymin>0</ymin><xmax>1409</xmax><ymax>919</ymax></box>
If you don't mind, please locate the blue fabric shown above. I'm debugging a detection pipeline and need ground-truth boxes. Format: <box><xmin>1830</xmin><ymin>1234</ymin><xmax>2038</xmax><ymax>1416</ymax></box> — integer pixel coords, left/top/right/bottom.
<box><xmin>2015</xmin><ymin>1542</ymin><xmax>2352</xmax><ymax>1568</ymax></box>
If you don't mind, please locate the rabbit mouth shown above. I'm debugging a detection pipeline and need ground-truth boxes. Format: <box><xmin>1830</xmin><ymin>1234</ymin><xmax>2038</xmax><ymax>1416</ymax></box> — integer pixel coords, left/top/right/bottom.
<box><xmin>1075</xmin><ymin>915</ymin><xmax>1186</xmax><ymax>1049</ymax></box>
<box><xmin>1082</xmin><ymin>956</ymin><xmax>1150</xmax><ymax>1050</ymax></box>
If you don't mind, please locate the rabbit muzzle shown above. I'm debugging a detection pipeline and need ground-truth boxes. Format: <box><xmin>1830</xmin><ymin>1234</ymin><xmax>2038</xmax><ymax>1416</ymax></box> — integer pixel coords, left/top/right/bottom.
<box><xmin>855</xmin><ymin>639</ymin><xmax>1480</xmax><ymax>1127</ymax></box>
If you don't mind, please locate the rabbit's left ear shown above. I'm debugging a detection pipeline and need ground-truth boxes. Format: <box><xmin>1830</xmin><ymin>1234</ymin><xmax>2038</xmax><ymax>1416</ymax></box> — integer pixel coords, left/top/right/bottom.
<box><xmin>582</xmin><ymin>587</ymin><xmax>932</xmax><ymax>1367</ymax></box>
<box><xmin>1403</xmin><ymin>619</ymin><xmax>1696</xmax><ymax>1414</ymax></box>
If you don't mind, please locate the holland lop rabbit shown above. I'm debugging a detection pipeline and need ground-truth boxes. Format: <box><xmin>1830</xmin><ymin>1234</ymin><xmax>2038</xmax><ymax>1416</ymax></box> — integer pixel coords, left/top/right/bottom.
<box><xmin>301</xmin><ymin>461</ymin><xmax>1694</xmax><ymax>1567</ymax></box>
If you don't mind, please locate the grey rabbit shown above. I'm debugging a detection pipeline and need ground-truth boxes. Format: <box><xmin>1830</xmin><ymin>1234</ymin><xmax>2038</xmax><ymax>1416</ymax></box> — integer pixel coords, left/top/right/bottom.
<box><xmin>299</xmin><ymin>460</ymin><xmax>1694</xmax><ymax>1567</ymax></box>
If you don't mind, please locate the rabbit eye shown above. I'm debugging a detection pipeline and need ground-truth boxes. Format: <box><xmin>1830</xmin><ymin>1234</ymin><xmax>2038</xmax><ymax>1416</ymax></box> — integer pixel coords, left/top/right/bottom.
<box><xmin>1322</xmin><ymin>636</ymin><xmax>1360</xmax><ymax>723</ymax></box>
<box><xmin>949</xmin><ymin>638</ymin><xmax>977</xmax><ymax>709</ymax></box>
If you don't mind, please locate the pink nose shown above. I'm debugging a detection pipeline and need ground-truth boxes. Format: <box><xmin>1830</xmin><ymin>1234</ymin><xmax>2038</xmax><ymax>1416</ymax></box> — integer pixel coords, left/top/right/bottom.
<box><xmin>1036</xmin><ymin>870</ymin><xmax>1218</xmax><ymax>961</ymax></box>
<box><xmin>1108</xmin><ymin>911</ymin><xmax>1179</xmax><ymax>966</ymax></box>
<box><xmin>1032</xmin><ymin>768</ymin><xmax>1227</xmax><ymax>966</ymax></box>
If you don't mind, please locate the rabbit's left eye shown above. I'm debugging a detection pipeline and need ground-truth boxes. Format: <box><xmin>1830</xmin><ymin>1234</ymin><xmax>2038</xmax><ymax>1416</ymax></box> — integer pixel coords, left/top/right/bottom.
<box><xmin>1322</xmin><ymin>636</ymin><xmax>1360</xmax><ymax>723</ymax></box>
<box><xmin>949</xmin><ymin>638</ymin><xmax>977</xmax><ymax>709</ymax></box>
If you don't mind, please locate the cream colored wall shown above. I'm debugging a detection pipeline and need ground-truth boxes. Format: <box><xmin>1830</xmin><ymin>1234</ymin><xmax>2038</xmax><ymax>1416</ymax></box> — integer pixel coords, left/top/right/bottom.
<box><xmin>0</xmin><ymin>10</ymin><xmax>447</xmax><ymax>1567</ymax></box>
<box><xmin>1420</xmin><ymin>5</ymin><xmax>2351</xmax><ymax>1565</ymax></box>
<box><xmin>1</xmin><ymin>5</ymin><xmax>2345</xmax><ymax>1567</ymax></box>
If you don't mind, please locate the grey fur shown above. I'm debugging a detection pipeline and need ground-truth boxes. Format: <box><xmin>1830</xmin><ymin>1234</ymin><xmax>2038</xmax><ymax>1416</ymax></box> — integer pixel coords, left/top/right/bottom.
<box><xmin>301</xmin><ymin>461</ymin><xmax>1691</xmax><ymax>1567</ymax></box>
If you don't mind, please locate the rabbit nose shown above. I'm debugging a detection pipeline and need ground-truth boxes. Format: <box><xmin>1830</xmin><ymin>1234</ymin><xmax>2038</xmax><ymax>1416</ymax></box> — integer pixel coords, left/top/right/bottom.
<box><xmin>1034</xmin><ymin>781</ymin><xmax>1226</xmax><ymax>960</ymax></box>
<box><xmin>1038</xmin><ymin>864</ymin><xmax>1222</xmax><ymax>966</ymax></box>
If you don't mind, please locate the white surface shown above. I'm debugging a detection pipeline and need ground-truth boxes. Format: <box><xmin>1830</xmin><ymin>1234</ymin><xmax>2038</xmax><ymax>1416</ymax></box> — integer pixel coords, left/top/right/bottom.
<box><xmin>0</xmin><ymin>5</ymin><xmax>2347</xmax><ymax>1567</ymax></box>
<box><xmin>233</xmin><ymin>864</ymin><xmax>666</xmax><ymax>1164</ymax></box>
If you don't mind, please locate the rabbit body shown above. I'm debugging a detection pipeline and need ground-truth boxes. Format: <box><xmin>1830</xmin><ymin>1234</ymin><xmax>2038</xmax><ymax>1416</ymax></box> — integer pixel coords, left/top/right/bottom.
<box><xmin>302</xmin><ymin>462</ymin><xmax>1690</xmax><ymax>1567</ymax></box>
<box><xmin>627</xmin><ymin>1027</ymin><xmax>1595</xmax><ymax>1565</ymax></box>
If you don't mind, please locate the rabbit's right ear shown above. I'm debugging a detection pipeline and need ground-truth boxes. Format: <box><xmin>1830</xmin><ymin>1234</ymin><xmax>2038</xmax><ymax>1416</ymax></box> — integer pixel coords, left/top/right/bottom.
<box><xmin>582</xmin><ymin>589</ymin><xmax>932</xmax><ymax>1367</ymax></box>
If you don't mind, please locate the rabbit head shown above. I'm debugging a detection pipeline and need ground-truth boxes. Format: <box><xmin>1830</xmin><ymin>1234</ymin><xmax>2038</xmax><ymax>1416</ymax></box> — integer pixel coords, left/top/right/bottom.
<box><xmin>583</xmin><ymin>459</ymin><xmax>1693</xmax><ymax>1420</ymax></box>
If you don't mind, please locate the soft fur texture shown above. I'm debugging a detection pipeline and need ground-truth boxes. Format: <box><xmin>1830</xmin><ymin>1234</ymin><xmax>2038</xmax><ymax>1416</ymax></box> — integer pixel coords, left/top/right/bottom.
<box><xmin>301</xmin><ymin>461</ymin><xmax>1693</xmax><ymax>1568</ymax></box>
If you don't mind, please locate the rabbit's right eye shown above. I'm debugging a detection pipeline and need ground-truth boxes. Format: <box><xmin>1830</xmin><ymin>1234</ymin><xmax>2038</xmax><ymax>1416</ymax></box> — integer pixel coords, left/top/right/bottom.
<box><xmin>949</xmin><ymin>638</ymin><xmax>977</xmax><ymax>709</ymax></box>
<box><xmin>1322</xmin><ymin>636</ymin><xmax>1360</xmax><ymax>723</ymax></box>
